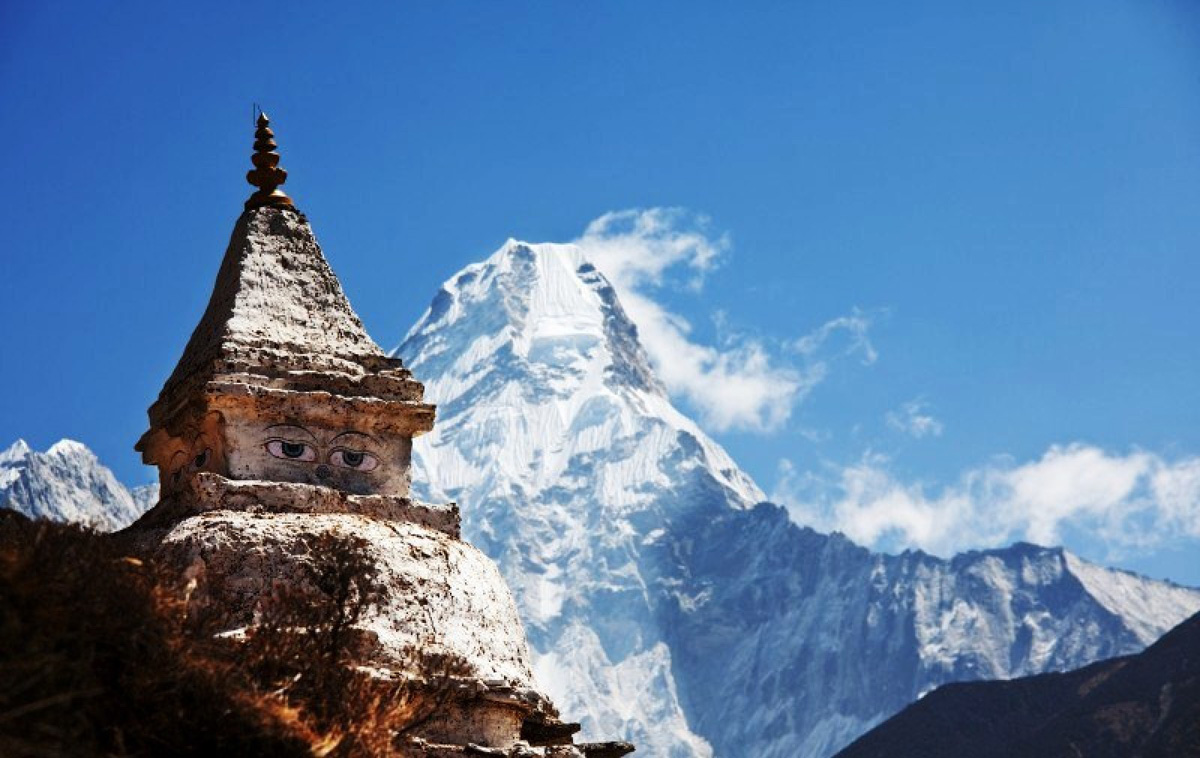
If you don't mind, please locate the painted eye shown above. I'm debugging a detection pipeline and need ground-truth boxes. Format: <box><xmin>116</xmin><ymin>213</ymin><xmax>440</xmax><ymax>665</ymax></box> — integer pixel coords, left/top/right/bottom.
<box><xmin>191</xmin><ymin>448</ymin><xmax>211</xmax><ymax>470</ymax></box>
<box><xmin>168</xmin><ymin>451</ymin><xmax>186</xmax><ymax>483</ymax></box>
<box><xmin>329</xmin><ymin>448</ymin><xmax>379</xmax><ymax>471</ymax></box>
<box><xmin>266</xmin><ymin>439</ymin><xmax>317</xmax><ymax>462</ymax></box>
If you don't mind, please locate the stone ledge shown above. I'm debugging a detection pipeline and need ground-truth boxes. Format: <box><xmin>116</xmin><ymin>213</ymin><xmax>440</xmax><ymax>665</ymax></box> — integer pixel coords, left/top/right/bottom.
<box><xmin>577</xmin><ymin>743</ymin><xmax>635</xmax><ymax>758</ymax></box>
<box><xmin>406</xmin><ymin>740</ymin><xmax>588</xmax><ymax>757</ymax></box>
<box><xmin>206</xmin><ymin>381</ymin><xmax>436</xmax><ymax>436</ymax></box>
<box><xmin>128</xmin><ymin>472</ymin><xmax>460</xmax><ymax>538</ymax></box>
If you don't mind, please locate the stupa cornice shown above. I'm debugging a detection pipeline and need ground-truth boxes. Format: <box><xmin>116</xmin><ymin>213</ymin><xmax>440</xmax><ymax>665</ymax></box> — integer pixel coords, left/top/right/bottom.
<box><xmin>129</xmin><ymin>472</ymin><xmax>459</xmax><ymax>537</ymax></box>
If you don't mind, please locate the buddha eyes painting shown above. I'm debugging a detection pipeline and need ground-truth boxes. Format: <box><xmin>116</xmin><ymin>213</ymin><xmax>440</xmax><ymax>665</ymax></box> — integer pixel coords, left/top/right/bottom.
<box><xmin>329</xmin><ymin>448</ymin><xmax>378</xmax><ymax>471</ymax></box>
<box><xmin>265</xmin><ymin>439</ymin><xmax>318</xmax><ymax>462</ymax></box>
<box><xmin>263</xmin><ymin>424</ymin><xmax>381</xmax><ymax>472</ymax></box>
<box><xmin>191</xmin><ymin>448</ymin><xmax>211</xmax><ymax>470</ymax></box>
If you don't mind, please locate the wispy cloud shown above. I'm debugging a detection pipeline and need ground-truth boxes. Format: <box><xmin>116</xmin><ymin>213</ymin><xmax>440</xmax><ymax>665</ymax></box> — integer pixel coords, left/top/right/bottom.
<box><xmin>575</xmin><ymin>208</ymin><xmax>873</xmax><ymax>433</ymax></box>
<box><xmin>789</xmin><ymin>310</ymin><xmax>877</xmax><ymax>367</ymax></box>
<box><xmin>772</xmin><ymin>444</ymin><xmax>1200</xmax><ymax>557</ymax></box>
<box><xmin>574</xmin><ymin>210</ymin><xmax>1199</xmax><ymax>565</ymax></box>
<box><xmin>886</xmin><ymin>399</ymin><xmax>944</xmax><ymax>439</ymax></box>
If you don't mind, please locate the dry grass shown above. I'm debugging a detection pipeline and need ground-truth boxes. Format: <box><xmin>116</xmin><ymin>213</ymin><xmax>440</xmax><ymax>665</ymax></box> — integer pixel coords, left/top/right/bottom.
<box><xmin>0</xmin><ymin>511</ymin><xmax>465</xmax><ymax>758</ymax></box>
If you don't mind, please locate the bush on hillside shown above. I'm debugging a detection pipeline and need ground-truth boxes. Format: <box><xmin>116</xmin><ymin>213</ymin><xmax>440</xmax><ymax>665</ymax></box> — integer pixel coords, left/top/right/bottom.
<box><xmin>0</xmin><ymin>511</ymin><xmax>464</xmax><ymax>757</ymax></box>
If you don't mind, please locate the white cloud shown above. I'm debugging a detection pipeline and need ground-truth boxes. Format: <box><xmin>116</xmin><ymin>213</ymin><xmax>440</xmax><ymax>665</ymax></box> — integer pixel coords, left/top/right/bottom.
<box><xmin>575</xmin><ymin>208</ymin><xmax>873</xmax><ymax>433</ymax></box>
<box><xmin>790</xmin><ymin>310</ymin><xmax>877</xmax><ymax>366</ymax></box>
<box><xmin>579</xmin><ymin>208</ymin><xmax>726</xmax><ymax>288</ymax></box>
<box><xmin>886</xmin><ymin>399</ymin><xmax>944</xmax><ymax>439</ymax></box>
<box><xmin>771</xmin><ymin>444</ymin><xmax>1200</xmax><ymax>558</ymax></box>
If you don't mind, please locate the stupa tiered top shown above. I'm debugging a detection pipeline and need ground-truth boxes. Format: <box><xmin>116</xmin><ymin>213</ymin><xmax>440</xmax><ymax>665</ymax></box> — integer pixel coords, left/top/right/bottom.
<box><xmin>135</xmin><ymin>114</ymin><xmax>434</xmax><ymax>499</ymax></box>
<box><xmin>244</xmin><ymin>111</ymin><xmax>294</xmax><ymax>210</ymax></box>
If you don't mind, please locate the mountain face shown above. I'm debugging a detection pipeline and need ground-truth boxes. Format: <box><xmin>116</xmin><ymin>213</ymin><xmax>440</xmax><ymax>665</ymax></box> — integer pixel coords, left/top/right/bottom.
<box><xmin>836</xmin><ymin>610</ymin><xmax>1200</xmax><ymax>758</ymax></box>
<box><xmin>397</xmin><ymin>240</ymin><xmax>1200</xmax><ymax>758</ymax></box>
<box><xmin>0</xmin><ymin>439</ymin><xmax>154</xmax><ymax>530</ymax></box>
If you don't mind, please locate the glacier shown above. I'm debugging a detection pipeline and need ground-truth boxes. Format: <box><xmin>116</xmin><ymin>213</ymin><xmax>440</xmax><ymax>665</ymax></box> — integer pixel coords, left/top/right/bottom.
<box><xmin>395</xmin><ymin>239</ymin><xmax>1200</xmax><ymax>758</ymax></box>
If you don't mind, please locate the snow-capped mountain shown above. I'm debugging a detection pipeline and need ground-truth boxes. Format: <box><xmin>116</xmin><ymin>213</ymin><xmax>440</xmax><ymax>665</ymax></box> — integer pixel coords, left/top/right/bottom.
<box><xmin>0</xmin><ymin>439</ymin><xmax>152</xmax><ymax>530</ymax></box>
<box><xmin>397</xmin><ymin>240</ymin><xmax>1200</xmax><ymax>758</ymax></box>
<box><xmin>6</xmin><ymin>239</ymin><xmax>1198</xmax><ymax>757</ymax></box>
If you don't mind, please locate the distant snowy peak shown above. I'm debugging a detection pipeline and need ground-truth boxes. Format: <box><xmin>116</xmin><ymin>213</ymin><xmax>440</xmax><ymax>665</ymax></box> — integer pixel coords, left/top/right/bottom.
<box><xmin>0</xmin><ymin>438</ymin><xmax>149</xmax><ymax>530</ymax></box>
<box><xmin>397</xmin><ymin>238</ymin><xmax>767</xmax><ymax>756</ymax></box>
<box><xmin>398</xmin><ymin>239</ymin><xmax>763</xmax><ymax>508</ymax></box>
<box><xmin>402</xmin><ymin>240</ymin><xmax>663</xmax><ymax>399</ymax></box>
<box><xmin>909</xmin><ymin>541</ymin><xmax>1200</xmax><ymax>678</ymax></box>
<box><xmin>0</xmin><ymin>439</ymin><xmax>31</xmax><ymax>489</ymax></box>
<box><xmin>1063</xmin><ymin>551</ymin><xmax>1200</xmax><ymax>646</ymax></box>
<box><xmin>0</xmin><ymin>438</ymin><xmax>32</xmax><ymax>466</ymax></box>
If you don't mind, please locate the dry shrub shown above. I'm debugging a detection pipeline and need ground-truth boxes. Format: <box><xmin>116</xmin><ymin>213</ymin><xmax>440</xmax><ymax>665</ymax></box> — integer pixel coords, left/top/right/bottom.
<box><xmin>0</xmin><ymin>512</ymin><xmax>467</xmax><ymax>757</ymax></box>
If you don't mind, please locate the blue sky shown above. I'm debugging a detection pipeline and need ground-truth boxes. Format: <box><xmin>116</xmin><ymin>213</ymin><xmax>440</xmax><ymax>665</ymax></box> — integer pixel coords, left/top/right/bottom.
<box><xmin>2</xmin><ymin>1</ymin><xmax>1198</xmax><ymax>583</ymax></box>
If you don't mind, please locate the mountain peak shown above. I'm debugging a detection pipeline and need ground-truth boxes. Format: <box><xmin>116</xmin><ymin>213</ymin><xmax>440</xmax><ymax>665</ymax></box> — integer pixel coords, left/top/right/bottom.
<box><xmin>398</xmin><ymin>237</ymin><xmax>760</xmax><ymax>509</ymax></box>
<box><xmin>0</xmin><ymin>439</ymin><xmax>32</xmax><ymax>465</ymax></box>
<box><xmin>46</xmin><ymin>439</ymin><xmax>93</xmax><ymax>459</ymax></box>
<box><xmin>401</xmin><ymin>237</ymin><xmax>669</xmax><ymax>401</ymax></box>
<box><xmin>1</xmin><ymin>439</ymin><xmax>147</xmax><ymax>530</ymax></box>
<box><xmin>1063</xmin><ymin>550</ymin><xmax>1200</xmax><ymax>645</ymax></box>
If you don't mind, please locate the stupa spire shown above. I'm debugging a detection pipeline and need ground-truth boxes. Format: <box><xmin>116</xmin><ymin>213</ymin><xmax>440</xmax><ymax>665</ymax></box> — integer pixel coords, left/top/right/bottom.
<box><xmin>244</xmin><ymin>111</ymin><xmax>294</xmax><ymax>211</ymax></box>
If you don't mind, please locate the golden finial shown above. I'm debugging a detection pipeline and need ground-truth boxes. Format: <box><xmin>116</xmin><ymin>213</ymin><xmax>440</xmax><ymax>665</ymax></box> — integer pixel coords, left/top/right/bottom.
<box><xmin>244</xmin><ymin>111</ymin><xmax>295</xmax><ymax>211</ymax></box>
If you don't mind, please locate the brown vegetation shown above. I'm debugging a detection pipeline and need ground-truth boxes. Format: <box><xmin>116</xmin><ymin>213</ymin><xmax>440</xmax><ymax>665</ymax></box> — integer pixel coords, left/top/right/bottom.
<box><xmin>0</xmin><ymin>510</ymin><xmax>463</xmax><ymax>757</ymax></box>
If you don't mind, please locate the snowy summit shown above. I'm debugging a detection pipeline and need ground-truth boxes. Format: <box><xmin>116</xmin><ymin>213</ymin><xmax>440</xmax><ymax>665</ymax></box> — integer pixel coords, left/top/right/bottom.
<box><xmin>398</xmin><ymin>239</ymin><xmax>1200</xmax><ymax>758</ymax></box>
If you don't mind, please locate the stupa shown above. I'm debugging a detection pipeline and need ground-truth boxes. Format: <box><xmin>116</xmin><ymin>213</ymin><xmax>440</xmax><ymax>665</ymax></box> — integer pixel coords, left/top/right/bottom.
<box><xmin>126</xmin><ymin>113</ymin><xmax>633</xmax><ymax>758</ymax></box>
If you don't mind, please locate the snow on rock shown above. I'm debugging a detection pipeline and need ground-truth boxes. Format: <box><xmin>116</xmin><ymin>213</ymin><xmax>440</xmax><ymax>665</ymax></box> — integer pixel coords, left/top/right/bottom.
<box><xmin>1064</xmin><ymin>550</ymin><xmax>1200</xmax><ymax>645</ymax></box>
<box><xmin>533</xmin><ymin>623</ymin><xmax>714</xmax><ymax>758</ymax></box>
<box><xmin>131</xmin><ymin>483</ymin><xmax>161</xmax><ymax>512</ymax></box>
<box><xmin>0</xmin><ymin>439</ymin><xmax>149</xmax><ymax>530</ymax></box>
<box><xmin>396</xmin><ymin>239</ymin><xmax>1200</xmax><ymax>758</ymax></box>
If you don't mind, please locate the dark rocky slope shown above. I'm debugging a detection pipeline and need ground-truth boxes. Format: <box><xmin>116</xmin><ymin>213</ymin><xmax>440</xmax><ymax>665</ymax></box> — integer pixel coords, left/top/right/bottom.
<box><xmin>836</xmin><ymin>610</ymin><xmax>1200</xmax><ymax>758</ymax></box>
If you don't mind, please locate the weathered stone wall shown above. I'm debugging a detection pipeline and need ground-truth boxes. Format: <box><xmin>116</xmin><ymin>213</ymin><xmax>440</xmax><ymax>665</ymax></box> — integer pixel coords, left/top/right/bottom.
<box><xmin>152</xmin><ymin>510</ymin><xmax>537</xmax><ymax>689</ymax></box>
<box><xmin>221</xmin><ymin>408</ymin><xmax>413</xmax><ymax>497</ymax></box>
